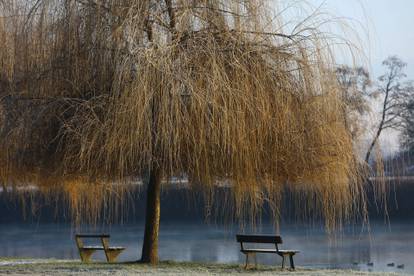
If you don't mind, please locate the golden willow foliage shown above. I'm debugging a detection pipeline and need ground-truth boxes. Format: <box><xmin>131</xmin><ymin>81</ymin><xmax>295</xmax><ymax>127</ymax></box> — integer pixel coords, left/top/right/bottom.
<box><xmin>0</xmin><ymin>0</ymin><xmax>366</xmax><ymax>229</ymax></box>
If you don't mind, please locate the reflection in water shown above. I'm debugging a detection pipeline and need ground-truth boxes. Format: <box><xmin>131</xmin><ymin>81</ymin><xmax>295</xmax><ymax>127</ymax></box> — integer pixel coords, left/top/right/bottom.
<box><xmin>0</xmin><ymin>221</ymin><xmax>413</xmax><ymax>273</ymax></box>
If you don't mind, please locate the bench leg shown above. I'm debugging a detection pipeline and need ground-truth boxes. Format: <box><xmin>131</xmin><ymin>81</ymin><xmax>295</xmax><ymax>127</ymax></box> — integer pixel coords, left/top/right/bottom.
<box><xmin>281</xmin><ymin>255</ymin><xmax>285</xmax><ymax>269</ymax></box>
<box><xmin>79</xmin><ymin>249</ymin><xmax>96</xmax><ymax>263</ymax></box>
<box><xmin>105</xmin><ymin>250</ymin><xmax>123</xmax><ymax>263</ymax></box>
<box><xmin>289</xmin><ymin>254</ymin><xmax>295</xmax><ymax>270</ymax></box>
<box><xmin>254</xmin><ymin>253</ymin><xmax>257</xmax><ymax>268</ymax></box>
<box><xmin>244</xmin><ymin>253</ymin><xmax>257</xmax><ymax>269</ymax></box>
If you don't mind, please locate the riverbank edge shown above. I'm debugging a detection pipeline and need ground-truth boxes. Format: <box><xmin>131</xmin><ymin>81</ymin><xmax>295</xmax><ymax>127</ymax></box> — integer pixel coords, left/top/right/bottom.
<box><xmin>0</xmin><ymin>258</ymin><xmax>411</xmax><ymax>275</ymax></box>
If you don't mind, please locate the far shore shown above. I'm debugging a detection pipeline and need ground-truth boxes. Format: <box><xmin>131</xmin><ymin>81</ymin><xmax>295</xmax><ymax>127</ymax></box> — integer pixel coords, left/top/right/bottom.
<box><xmin>0</xmin><ymin>258</ymin><xmax>409</xmax><ymax>276</ymax></box>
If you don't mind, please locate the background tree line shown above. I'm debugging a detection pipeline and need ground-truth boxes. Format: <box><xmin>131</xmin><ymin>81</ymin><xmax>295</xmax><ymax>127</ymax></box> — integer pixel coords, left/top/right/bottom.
<box><xmin>337</xmin><ymin>56</ymin><xmax>414</xmax><ymax>170</ymax></box>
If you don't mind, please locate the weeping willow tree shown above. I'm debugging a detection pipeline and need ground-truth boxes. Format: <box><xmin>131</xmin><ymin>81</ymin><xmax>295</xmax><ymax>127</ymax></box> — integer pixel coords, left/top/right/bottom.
<box><xmin>0</xmin><ymin>0</ymin><xmax>367</xmax><ymax>264</ymax></box>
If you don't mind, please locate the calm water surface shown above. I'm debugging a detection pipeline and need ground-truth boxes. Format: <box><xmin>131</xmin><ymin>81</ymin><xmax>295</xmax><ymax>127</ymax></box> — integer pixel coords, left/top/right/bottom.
<box><xmin>0</xmin><ymin>221</ymin><xmax>413</xmax><ymax>274</ymax></box>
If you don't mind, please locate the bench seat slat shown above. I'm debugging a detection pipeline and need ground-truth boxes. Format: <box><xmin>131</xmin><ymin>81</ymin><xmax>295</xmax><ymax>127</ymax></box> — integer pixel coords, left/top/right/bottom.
<box><xmin>107</xmin><ymin>247</ymin><xmax>125</xmax><ymax>250</ymax></box>
<box><xmin>277</xmin><ymin>250</ymin><xmax>300</xmax><ymax>254</ymax></box>
<box><xmin>242</xmin><ymin>249</ymin><xmax>278</xmax><ymax>253</ymax></box>
<box><xmin>76</xmin><ymin>234</ymin><xmax>110</xmax><ymax>238</ymax></box>
<box><xmin>79</xmin><ymin>246</ymin><xmax>125</xmax><ymax>250</ymax></box>
<box><xmin>80</xmin><ymin>246</ymin><xmax>105</xmax><ymax>250</ymax></box>
<box><xmin>241</xmin><ymin>249</ymin><xmax>299</xmax><ymax>253</ymax></box>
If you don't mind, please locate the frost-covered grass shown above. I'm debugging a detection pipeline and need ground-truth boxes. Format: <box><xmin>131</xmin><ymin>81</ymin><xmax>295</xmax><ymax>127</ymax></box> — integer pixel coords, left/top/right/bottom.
<box><xmin>0</xmin><ymin>259</ymin><xmax>409</xmax><ymax>276</ymax></box>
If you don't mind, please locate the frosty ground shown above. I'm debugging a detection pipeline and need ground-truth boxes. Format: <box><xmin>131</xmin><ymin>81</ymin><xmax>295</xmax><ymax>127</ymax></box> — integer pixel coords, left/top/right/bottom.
<box><xmin>0</xmin><ymin>259</ymin><xmax>410</xmax><ymax>276</ymax></box>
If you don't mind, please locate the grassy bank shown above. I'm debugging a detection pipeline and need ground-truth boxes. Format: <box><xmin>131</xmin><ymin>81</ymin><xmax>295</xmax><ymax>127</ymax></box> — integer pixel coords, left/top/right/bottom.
<box><xmin>0</xmin><ymin>259</ymin><xmax>409</xmax><ymax>276</ymax></box>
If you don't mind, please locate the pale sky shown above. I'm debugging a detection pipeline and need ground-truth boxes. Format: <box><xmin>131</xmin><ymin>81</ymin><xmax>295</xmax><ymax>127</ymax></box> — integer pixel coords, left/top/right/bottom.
<box><xmin>277</xmin><ymin>0</ymin><xmax>414</xmax><ymax>155</ymax></box>
<box><xmin>323</xmin><ymin>0</ymin><xmax>414</xmax><ymax>155</ymax></box>
<box><xmin>307</xmin><ymin>0</ymin><xmax>414</xmax><ymax>79</ymax></box>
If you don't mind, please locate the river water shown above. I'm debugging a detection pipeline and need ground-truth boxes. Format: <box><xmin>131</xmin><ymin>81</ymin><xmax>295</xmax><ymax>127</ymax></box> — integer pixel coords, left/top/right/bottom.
<box><xmin>0</xmin><ymin>220</ymin><xmax>413</xmax><ymax>273</ymax></box>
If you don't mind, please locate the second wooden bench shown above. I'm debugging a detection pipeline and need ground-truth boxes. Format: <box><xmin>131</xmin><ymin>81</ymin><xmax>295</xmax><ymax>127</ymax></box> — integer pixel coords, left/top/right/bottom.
<box><xmin>75</xmin><ymin>234</ymin><xmax>125</xmax><ymax>263</ymax></box>
<box><xmin>236</xmin><ymin>234</ymin><xmax>299</xmax><ymax>269</ymax></box>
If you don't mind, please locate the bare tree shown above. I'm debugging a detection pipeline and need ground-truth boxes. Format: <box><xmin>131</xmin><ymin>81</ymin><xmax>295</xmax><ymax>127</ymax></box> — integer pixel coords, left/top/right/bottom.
<box><xmin>336</xmin><ymin>65</ymin><xmax>371</xmax><ymax>140</ymax></box>
<box><xmin>400</xmin><ymin>84</ymin><xmax>414</xmax><ymax>151</ymax></box>
<box><xmin>365</xmin><ymin>56</ymin><xmax>411</xmax><ymax>163</ymax></box>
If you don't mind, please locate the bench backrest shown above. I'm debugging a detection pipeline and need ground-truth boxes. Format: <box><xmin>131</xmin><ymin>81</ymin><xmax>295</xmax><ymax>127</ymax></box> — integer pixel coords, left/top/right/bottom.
<box><xmin>236</xmin><ymin>235</ymin><xmax>283</xmax><ymax>251</ymax></box>
<box><xmin>236</xmin><ymin>235</ymin><xmax>282</xmax><ymax>244</ymax></box>
<box><xmin>75</xmin><ymin>234</ymin><xmax>111</xmax><ymax>249</ymax></box>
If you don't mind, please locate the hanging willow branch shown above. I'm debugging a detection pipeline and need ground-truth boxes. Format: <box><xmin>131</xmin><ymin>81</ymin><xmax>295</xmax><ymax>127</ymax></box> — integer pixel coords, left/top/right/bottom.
<box><xmin>0</xmin><ymin>0</ymin><xmax>367</xmax><ymax>229</ymax></box>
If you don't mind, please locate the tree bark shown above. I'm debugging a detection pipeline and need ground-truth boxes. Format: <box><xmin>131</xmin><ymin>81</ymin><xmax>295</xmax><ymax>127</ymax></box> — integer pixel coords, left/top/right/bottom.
<box><xmin>140</xmin><ymin>166</ymin><xmax>162</xmax><ymax>264</ymax></box>
<box><xmin>365</xmin><ymin>79</ymin><xmax>391</xmax><ymax>164</ymax></box>
<box><xmin>365</xmin><ymin>128</ymin><xmax>381</xmax><ymax>164</ymax></box>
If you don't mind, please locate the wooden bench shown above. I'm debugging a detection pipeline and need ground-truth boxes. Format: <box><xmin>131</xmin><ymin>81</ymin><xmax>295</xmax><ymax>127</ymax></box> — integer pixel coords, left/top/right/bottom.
<box><xmin>75</xmin><ymin>234</ymin><xmax>125</xmax><ymax>263</ymax></box>
<box><xmin>236</xmin><ymin>234</ymin><xmax>299</xmax><ymax>270</ymax></box>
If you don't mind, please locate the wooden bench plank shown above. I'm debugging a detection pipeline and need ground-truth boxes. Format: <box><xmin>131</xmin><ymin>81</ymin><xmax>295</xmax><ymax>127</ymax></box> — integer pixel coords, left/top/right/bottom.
<box><xmin>236</xmin><ymin>235</ymin><xmax>282</xmax><ymax>244</ymax></box>
<box><xmin>277</xmin><ymin>250</ymin><xmax>300</xmax><ymax>254</ymax></box>
<box><xmin>242</xmin><ymin>249</ymin><xmax>277</xmax><ymax>253</ymax></box>
<box><xmin>81</xmin><ymin>246</ymin><xmax>105</xmax><ymax>250</ymax></box>
<box><xmin>76</xmin><ymin>234</ymin><xmax>110</xmax><ymax>238</ymax></box>
<box><xmin>106</xmin><ymin>247</ymin><xmax>126</xmax><ymax>250</ymax></box>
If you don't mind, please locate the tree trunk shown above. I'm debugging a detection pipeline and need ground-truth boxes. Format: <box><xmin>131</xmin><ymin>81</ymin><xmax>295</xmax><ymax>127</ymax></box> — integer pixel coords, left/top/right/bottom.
<box><xmin>140</xmin><ymin>166</ymin><xmax>162</xmax><ymax>264</ymax></box>
<box><xmin>365</xmin><ymin>80</ymin><xmax>391</xmax><ymax>165</ymax></box>
<box><xmin>365</xmin><ymin>131</ymin><xmax>380</xmax><ymax>164</ymax></box>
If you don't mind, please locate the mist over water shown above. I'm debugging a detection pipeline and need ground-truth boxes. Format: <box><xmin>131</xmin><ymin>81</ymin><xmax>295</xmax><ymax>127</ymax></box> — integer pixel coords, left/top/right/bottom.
<box><xmin>0</xmin><ymin>220</ymin><xmax>413</xmax><ymax>274</ymax></box>
<box><xmin>0</xmin><ymin>180</ymin><xmax>413</xmax><ymax>273</ymax></box>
